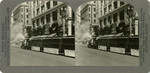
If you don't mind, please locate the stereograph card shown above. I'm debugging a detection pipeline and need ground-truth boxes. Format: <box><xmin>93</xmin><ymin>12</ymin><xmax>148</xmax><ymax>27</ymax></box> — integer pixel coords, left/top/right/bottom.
<box><xmin>0</xmin><ymin>0</ymin><xmax>150</xmax><ymax>73</ymax></box>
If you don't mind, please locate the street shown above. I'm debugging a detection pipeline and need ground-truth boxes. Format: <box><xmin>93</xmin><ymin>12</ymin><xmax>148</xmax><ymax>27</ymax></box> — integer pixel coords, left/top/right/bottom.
<box><xmin>10</xmin><ymin>46</ymin><xmax>75</xmax><ymax>66</ymax></box>
<box><xmin>10</xmin><ymin>44</ymin><xmax>139</xmax><ymax>66</ymax></box>
<box><xmin>76</xmin><ymin>44</ymin><xmax>139</xmax><ymax>66</ymax></box>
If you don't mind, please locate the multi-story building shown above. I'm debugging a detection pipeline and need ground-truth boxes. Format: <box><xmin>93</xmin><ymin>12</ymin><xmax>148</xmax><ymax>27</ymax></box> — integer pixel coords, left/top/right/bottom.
<box><xmin>11</xmin><ymin>2</ymin><xmax>30</xmax><ymax>26</ymax></box>
<box><xmin>96</xmin><ymin>0</ymin><xmax>138</xmax><ymax>36</ymax></box>
<box><xmin>80</xmin><ymin>1</ymin><xmax>98</xmax><ymax>24</ymax></box>
<box><xmin>29</xmin><ymin>1</ymin><xmax>75</xmax><ymax>36</ymax></box>
<box><xmin>11</xmin><ymin>2</ymin><xmax>31</xmax><ymax>41</ymax></box>
<box><xmin>75</xmin><ymin>6</ymin><xmax>81</xmax><ymax>28</ymax></box>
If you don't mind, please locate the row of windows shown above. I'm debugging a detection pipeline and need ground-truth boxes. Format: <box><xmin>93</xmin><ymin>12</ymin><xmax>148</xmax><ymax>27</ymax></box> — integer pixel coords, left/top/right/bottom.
<box><xmin>100</xmin><ymin>1</ymin><xmax>125</xmax><ymax>16</ymax></box>
<box><xmin>99</xmin><ymin>10</ymin><xmax>125</xmax><ymax>27</ymax></box>
<box><xmin>32</xmin><ymin>11</ymin><xmax>57</xmax><ymax>27</ymax></box>
<box><xmin>33</xmin><ymin>1</ymin><xmax>58</xmax><ymax>17</ymax></box>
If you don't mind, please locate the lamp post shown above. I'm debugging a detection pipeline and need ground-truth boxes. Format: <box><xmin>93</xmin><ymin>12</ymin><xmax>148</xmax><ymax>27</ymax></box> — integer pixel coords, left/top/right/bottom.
<box><xmin>127</xmin><ymin>6</ymin><xmax>135</xmax><ymax>36</ymax></box>
<box><xmin>60</xmin><ymin>8</ymin><xmax>67</xmax><ymax>36</ymax></box>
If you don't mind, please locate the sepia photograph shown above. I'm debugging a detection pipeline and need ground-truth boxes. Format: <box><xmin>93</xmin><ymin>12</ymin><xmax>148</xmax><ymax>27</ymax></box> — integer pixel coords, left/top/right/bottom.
<box><xmin>10</xmin><ymin>1</ymin><xmax>75</xmax><ymax>66</ymax></box>
<box><xmin>75</xmin><ymin>0</ymin><xmax>139</xmax><ymax>66</ymax></box>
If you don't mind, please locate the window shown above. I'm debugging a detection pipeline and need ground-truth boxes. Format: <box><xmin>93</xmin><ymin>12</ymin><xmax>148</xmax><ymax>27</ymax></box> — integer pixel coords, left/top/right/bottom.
<box><xmin>101</xmin><ymin>10</ymin><xmax>102</xmax><ymax>16</ymax></box>
<box><xmin>33</xmin><ymin>11</ymin><xmax>35</xmax><ymax>17</ymax></box>
<box><xmin>89</xmin><ymin>14</ymin><xmax>90</xmax><ymax>17</ymax></box>
<box><xmin>108</xmin><ymin>16</ymin><xmax>112</xmax><ymax>24</ymax></box>
<box><xmin>108</xmin><ymin>4</ymin><xmax>112</xmax><ymax>12</ymax></box>
<box><xmin>41</xmin><ymin>17</ymin><xmax>44</xmax><ymax>24</ymax></box>
<box><xmin>89</xmin><ymin>7</ymin><xmax>90</xmax><ymax>11</ymax></box>
<box><xmin>14</xmin><ymin>18</ymin><xmax>17</xmax><ymax>21</ymax></box>
<box><xmin>52</xmin><ymin>10</ymin><xmax>57</xmax><ymax>21</ymax></box>
<box><xmin>33</xmin><ymin>1</ymin><xmax>35</xmax><ymax>9</ymax></box>
<box><xmin>27</xmin><ymin>15</ymin><xmax>29</xmax><ymax>18</ymax></box>
<box><xmin>114</xmin><ymin>1</ymin><xmax>117</xmax><ymax>9</ymax></box>
<box><xmin>26</xmin><ymin>2</ymin><xmax>28</xmax><ymax>4</ymax></box>
<box><xmin>113</xmin><ymin>13</ymin><xmax>117</xmax><ymax>23</ymax></box>
<box><xmin>37</xmin><ymin>8</ymin><xmax>39</xmax><ymax>15</ymax></box>
<box><xmin>41</xmin><ymin>5</ymin><xmax>45</xmax><ymax>13</ymax></box>
<box><xmin>104</xmin><ymin>18</ymin><xmax>107</xmax><ymax>25</ymax></box>
<box><xmin>32</xmin><ymin>20</ymin><xmax>35</xmax><ymax>28</ymax></box>
<box><xmin>37</xmin><ymin>1</ymin><xmax>39</xmax><ymax>5</ymax></box>
<box><xmin>94</xmin><ymin>14</ymin><xmax>96</xmax><ymax>18</ymax></box>
<box><xmin>26</xmin><ymin>20</ymin><xmax>28</xmax><ymax>23</ymax></box>
<box><xmin>37</xmin><ymin>19</ymin><xmax>39</xmax><ymax>26</ymax></box>
<box><xmin>99</xmin><ymin>20</ymin><xmax>102</xmax><ymax>27</ymax></box>
<box><xmin>104</xmin><ymin>1</ymin><xmax>106</xmax><ymax>4</ymax></box>
<box><xmin>46</xmin><ymin>14</ymin><xmax>50</xmax><ymax>23</ymax></box>
<box><xmin>46</xmin><ymin>1</ymin><xmax>50</xmax><ymax>9</ymax></box>
<box><xmin>120</xmin><ymin>10</ymin><xmax>124</xmax><ymax>20</ymax></box>
<box><xmin>26</xmin><ymin>9</ymin><xmax>28</xmax><ymax>12</ymax></box>
<box><xmin>94</xmin><ymin>8</ymin><xmax>96</xmax><ymax>12</ymax></box>
<box><xmin>94</xmin><ymin>19</ymin><xmax>96</xmax><ymax>23</ymax></box>
<box><xmin>120</xmin><ymin>2</ymin><xmax>125</xmax><ymax>6</ymax></box>
<box><xmin>104</xmin><ymin>8</ymin><xmax>107</xmax><ymax>14</ymax></box>
<box><xmin>53</xmin><ymin>1</ymin><xmax>58</xmax><ymax>7</ymax></box>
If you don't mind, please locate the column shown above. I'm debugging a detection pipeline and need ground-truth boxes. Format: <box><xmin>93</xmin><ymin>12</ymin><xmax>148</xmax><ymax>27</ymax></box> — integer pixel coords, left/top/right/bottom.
<box><xmin>50</xmin><ymin>1</ymin><xmax>53</xmax><ymax>8</ymax></box>
<box><xmin>57</xmin><ymin>9</ymin><xmax>60</xmax><ymax>21</ymax></box>
<box><xmin>50</xmin><ymin>13</ymin><xmax>53</xmax><ymax>26</ymax></box>
<box><xmin>35</xmin><ymin>19</ymin><xmax>37</xmax><ymax>28</ymax></box>
<box><xmin>67</xmin><ymin>6</ymin><xmax>72</xmax><ymax>36</ymax></box>
<box><xmin>44</xmin><ymin>15</ymin><xmax>46</xmax><ymax>24</ymax></box>
<box><xmin>39</xmin><ymin>1</ymin><xmax>41</xmax><ymax>14</ymax></box>
<box><xmin>111</xmin><ymin>15</ymin><xmax>114</xmax><ymax>23</ymax></box>
<box><xmin>39</xmin><ymin>17</ymin><xmax>41</xmax><ymax>26</ymax></box>
<box><xmin>102</xmin><ymin>19</ymin><xmax>104</xmax><ymax>28</ymax></box>
<box><xmin>117</xmin><ymin>12</ymin><xmax>120</xmax><ymax>25</ymax></box>
<box><xmin>44</xmin><ymin>1</ymin><xmax>47</xmax><ymax>11</ymax></box>
<box><xmin>135</xmin><ymin>20</ymin><xmax>138</xmax><ymax>35</ymax></box>
<box><xmin>111</xmin><ymin>1</ymin><xmax>114</xmax><ymax>10</ymax></box>
<box><xmin>117</xmin><ymin>1</ymin><xmax>120</xmax><ymax>8</ymax></box>
<box><xmin>124</xmin><ymin>8</ymin><xmax>128</xmax><ymax>24</ymax></box>
<box><xmin>106</xmin><ymin>17</ymin><xmax>108</xmax><ymax>25</ymax></box>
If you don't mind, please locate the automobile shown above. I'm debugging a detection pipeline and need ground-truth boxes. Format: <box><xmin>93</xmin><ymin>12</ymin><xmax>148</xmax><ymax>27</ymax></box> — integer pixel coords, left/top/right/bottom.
<box><xmin>21</xmin><ymin>40</ymin><xmax>26</xmax><ymax>49</ymax></box>
<box><xmin>21</xmin><ymin>38</ymin><xmax>30</xmax><ymax>49</ymax></box>
<box><xmin>87</xmin><ymin>37</ymin><xmax>98</xmax><ymax>49</ymax></box>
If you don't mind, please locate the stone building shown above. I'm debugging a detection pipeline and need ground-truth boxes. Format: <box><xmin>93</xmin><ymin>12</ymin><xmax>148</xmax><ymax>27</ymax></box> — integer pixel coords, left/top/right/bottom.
<box><xmin>80</xmin><ymin>1</ymin><xmax>98</xmax><ymax>24</ymax></box>
<box><xmin>11</xmin><ymin>2</ymin><xmax>30</xmax><ymax>43</ymax></box>
<box><xmin>29</xmin><ymin>1</ymin><xmax>75</xmax><ymax>36</ymax></box>
<box><xmin>96</xmin><ymin>0</ymin><xmax>138</xmax><ymax>36</ymax></box>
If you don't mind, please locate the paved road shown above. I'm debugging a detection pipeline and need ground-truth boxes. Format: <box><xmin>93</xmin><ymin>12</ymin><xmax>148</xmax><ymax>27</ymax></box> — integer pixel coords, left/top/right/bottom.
<box><xmin>10</xmin><ymin>44</ymin><xmax>139</xmax><ymax>66</ymax></box>
<box><xmin>75</xmin><ymin>44</ymin><xmax>139</xmax><ymax>66</ymax></box>
<box><xmin>10</xmin><ymin>46</ymin><xmax>75</xmax><ymax>66</ymax></box>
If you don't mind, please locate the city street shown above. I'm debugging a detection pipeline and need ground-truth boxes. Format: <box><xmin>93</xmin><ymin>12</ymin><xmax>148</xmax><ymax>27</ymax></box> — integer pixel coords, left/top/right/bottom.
<box><xmin>76</xmin><ymin>44</ymin><xmax>139</xmax><ymax>66</ymax></box>
<box><xmin>10</xmin><ymin>46</ymin><xmax>75</xmax><ymax>66</ymax></box>
<box><xmin>10</xmin><ymin>44</ymin><xmax>139</xmax><ymax>66</ymax></box>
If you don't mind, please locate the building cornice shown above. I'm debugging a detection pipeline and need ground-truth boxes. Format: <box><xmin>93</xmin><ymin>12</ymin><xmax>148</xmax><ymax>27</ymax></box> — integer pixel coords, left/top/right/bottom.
<box><xmin>31</xmin><ymin>3</ymin><xmax>67</xmax><ymax>20</ymax></box>
<box><xmin>80</xmin><ymin>3</ymin><xmax>95</xmax><ymax>14</ymax></box>
<box><xmin>98</xmin><ymin>4</ymin><xmax>131</xmax><ymax>20</ymax></box>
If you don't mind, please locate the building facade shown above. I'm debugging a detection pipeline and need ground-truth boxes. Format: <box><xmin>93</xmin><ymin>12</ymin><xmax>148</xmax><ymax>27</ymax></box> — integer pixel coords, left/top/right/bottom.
<box><xmin>80</xmin><ymin>1</ymin><xmax>98</xmax><ymax>24</ymax></box>
<box><xmin>29</xmin><ymin>1</ymin><xmax>75</xmax><ymax>36</ymax></box>
<box><xmin>96</xmin><ymin>0</ymin><xmax>138</xmax><ymax>36</ymax></box>
<box><xmin>11</xmin><ymin>2</ymin><xmax>29</xmax><ymax>25</ymax></box>
<box><xmin>11</xmin><ymin>2</ymin><xmax>31</xmax><ymax>41</ymax></box>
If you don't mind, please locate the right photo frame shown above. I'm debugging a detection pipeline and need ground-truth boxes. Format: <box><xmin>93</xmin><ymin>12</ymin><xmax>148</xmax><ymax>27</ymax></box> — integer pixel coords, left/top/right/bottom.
<box><xmin>75</xmin><ymin>0</ymin><xmax>139</xmax><ymax>66</ymax></box>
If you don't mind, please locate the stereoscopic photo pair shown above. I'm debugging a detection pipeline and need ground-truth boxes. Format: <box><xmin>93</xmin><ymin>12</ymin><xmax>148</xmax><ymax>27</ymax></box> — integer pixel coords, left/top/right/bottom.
<box><xmin>10</xmin><ymin>0</ymin><xmax>139</xmax><ymax>66</ymax></box>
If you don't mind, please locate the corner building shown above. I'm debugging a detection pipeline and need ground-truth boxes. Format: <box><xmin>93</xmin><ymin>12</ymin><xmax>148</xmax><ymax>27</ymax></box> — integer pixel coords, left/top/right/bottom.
<box><xmin>97</xmin><ymin>0</ymin><xmax>138</xmax><ymax>36</ymax></box>
<box><xmin>30</xmin><ymin>1</ymin><xmax>75</xmax><ymax>36</ymax></box>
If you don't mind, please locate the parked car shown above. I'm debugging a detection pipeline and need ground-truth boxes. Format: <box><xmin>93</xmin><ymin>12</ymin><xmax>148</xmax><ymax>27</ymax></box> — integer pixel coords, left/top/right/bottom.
<box><xmin>87</xmin><ymin>37</ymin><xmax>98</xmax><ymax>49</ymax></box>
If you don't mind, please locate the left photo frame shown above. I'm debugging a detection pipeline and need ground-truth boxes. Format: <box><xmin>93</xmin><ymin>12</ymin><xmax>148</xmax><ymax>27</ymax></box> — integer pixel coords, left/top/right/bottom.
<box><xmin>10</xmin><ymin>1</ymin><xmax>75</xmax><ymax>66</ymax></box>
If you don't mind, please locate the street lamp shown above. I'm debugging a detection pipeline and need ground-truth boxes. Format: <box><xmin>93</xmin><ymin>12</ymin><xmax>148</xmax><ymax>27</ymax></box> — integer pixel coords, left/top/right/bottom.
<box><xmin>60</xmin><ymin>7</ymin><xmax>67</xmax><ymax>36</ymax></box>
<box><xmin>127</xmin><ymin>6</ymin><xmax>135</xmax><ymax>36</ymax></box>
